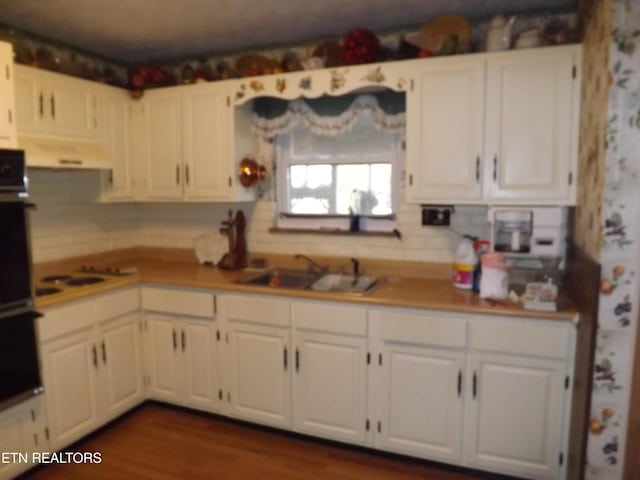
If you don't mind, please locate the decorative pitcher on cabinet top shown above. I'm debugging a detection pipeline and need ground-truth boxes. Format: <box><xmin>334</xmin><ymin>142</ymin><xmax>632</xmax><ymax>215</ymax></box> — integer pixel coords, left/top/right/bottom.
<box><xmin>485</xmin><ymin>14</ymin><xmax>517</xmax><ymax>51</ymax></box>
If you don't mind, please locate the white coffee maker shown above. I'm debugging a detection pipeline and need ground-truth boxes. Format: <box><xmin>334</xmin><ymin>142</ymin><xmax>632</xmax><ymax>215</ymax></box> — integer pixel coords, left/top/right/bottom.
<box><xmin>488</xmin><ymin>207</ymin><xmax>565</xmax><ymax>258</ymax></box>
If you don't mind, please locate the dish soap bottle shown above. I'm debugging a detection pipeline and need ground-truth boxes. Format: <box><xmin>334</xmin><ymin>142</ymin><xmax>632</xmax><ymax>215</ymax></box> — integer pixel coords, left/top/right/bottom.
<box><xmin>453</xmin><ymin>236</ymin><xmax>477</xmax><ymax>290</ymax></box>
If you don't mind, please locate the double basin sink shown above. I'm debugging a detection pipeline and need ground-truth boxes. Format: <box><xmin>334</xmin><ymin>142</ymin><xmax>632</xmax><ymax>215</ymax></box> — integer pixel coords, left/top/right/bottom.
<box><xmin>237</xmin><ymin>269</ymin><xmax>379</xmax><ymax>295</ymax></box>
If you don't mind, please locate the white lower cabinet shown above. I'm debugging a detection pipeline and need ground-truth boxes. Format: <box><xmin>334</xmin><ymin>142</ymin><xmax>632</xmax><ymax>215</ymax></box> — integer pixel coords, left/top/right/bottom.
<box><xmin>142</xmin><ymin>286</ymin><xmax>220</xmax><ymax>412</ymax></box>
<box><xmin>0</xmin><ymin>395</ymin><xmax>47</xmax><ymax>480</ymax></box>
<box><xmin>99</xmin><ymin>312</ymin><xmax>145</xmax><ymax>419</ymax></box>
<box><xmin>464</xmin><ymin>316</ymin><xmax>573</xmax><ymax>480</ymax></box>
<box><xmin>291</xmin><ymin>301</ymin><xmax>369</xmax><ymax>446</ymax></box>
<box><xmin>369</xmin><ymin>308</ymin><xmax>573</xmax><ymax>480</ymax></box>
<box><xmin>222</xmin><ymin>294</ymin><xmax>291</xmax><ymax>429</ymax></box>
<box><xmin>38</xmin><ymin>288</ymin><xmax>143</xmax><ymax>452</ymax></box>
<box><xmin>464</xmin><ymin>352</ymin><xmax>566</xmax><ymax>479</ymax></box>
<box><xmin>32</xmin><ymin>285</ymin><xmax>575</xmax><ymax>480</ymax></box>
<box><xmin>369</xmin><ymin>308</ymin><xmax>466</xmax><ymax>463</ymax></box>
<box><xmin>39</xmin><ymin>324</ymin><xmax>99</xmax><ymax>450</ymax></box>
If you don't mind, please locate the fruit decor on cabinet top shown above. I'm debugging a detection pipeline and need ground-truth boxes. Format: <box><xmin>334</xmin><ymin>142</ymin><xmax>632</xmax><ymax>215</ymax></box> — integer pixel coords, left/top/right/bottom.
<box><xmin>0</xmin><ymin>10</ymin><xmax>577</xmax><ymax>91</ymax></box>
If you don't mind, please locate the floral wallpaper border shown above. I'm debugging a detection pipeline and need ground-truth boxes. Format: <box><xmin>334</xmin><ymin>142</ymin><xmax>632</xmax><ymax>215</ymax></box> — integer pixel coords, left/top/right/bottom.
<box><xmin>586</xmin><ymin>0</ymin><xmax>640</xmax><ymax>477</ymax></box>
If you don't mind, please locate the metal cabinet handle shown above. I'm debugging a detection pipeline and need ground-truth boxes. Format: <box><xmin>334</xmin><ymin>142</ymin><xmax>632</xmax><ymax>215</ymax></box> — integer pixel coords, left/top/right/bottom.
<box><xmin>475</xmin><ymin>156</ymin><xmax>480</xmax><ymax>183</ymax></box>
<box><xmin>176</xmin><ymin>165</ymin><xmax>180</xmax><ymax>185</ymax></box>
<box><xmin>39</xmin><ymin>93</ymin><xmax>44</xmax><ymax>117</ymax></box>
<box><xmin>457</xmin><ymin>369</ymin><xmax>462</xmax><ymax>397</ymax></box>
<box><xmin>51</xmin><ymin>94</ymin><xmax>55</xmax><ymax>119</ymax></box>
<box><xmin>492</xmin><ymin>156</ymin><xmax>497</xmax><ymax>182</ymax></box>
<box><xmin>181</xmin><ymin>330</ymin><xmax>186</xmax><ymax>351</ymax></box>
<box><xmin>172</xmin><ymin>329</ymin><xmax>177</xmax><ymax>351</ymax></box>
<box><xmin>473</xmin><ymin>371</ymin><xmax>478</xmax><ymax>399</ymax></box>
<box><xmin>295</xmin><ymin>349</ymin><xmax>300</xmax><ymax>372</ymax></box>
<box><xmin>92</xmin><ymin>345</ymin><xmax>98</xmax><ymax>368</ymax></box>
<box><xmin>284</xmin><ymin>347</ymin><xmax>288</xmax><ymax>371</ymax></box>
<box><xmin>185</xmin><ymin>165</ymin><xmax>190</xmax><ymax>185</ymax></box>
<box><xmin>101</xmin><ymin>341</ymin><xmax>107</xmax><ymax>364</ymax></box>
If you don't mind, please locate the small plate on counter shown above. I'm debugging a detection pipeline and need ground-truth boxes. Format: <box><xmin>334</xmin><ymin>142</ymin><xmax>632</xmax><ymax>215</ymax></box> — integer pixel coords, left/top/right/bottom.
<box><xmin>194</xmin><ymin>232</ymin><xmax>227</xmax><ymax>265</ymax></box>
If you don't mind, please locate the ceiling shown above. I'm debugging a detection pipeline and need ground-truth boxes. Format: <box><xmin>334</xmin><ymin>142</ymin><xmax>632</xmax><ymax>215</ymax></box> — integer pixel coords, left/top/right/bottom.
<box><xmin>0</xmin><ymin>0</ymin><xmax>575</xmax><ymax>64</ymax></box>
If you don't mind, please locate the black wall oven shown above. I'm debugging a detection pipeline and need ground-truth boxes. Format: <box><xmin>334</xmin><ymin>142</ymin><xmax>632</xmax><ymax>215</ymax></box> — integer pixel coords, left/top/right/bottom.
<box><xmin>0</xmin><ymin>149</ymin><xmax>43</xmax><ymax>410</ymax></box>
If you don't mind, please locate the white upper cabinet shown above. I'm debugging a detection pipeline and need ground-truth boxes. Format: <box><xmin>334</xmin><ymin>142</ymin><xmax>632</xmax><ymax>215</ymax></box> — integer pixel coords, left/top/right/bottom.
<box><xmin>141</xmin><ymin>88</ymin><xmax>183</xmax><ymax>199</ymax></box>
<box><xmin>182</xmin><ymin>82</ymin><xmax>233</xmax><ymax>199</ymax></box>
<box><xmin>406</xmin><ymin>56</ymin><xmax>485</xmax><ymax>203</ymax></box>
<box><xmin>0</xmin><ymin>42</ymin><xmax>17</xmax><ymax>148</ymax></box>
<box><xmin>138</xmin><ymin>82</ymin><xmax>254</xmax><ymax>202</ymax></box>
<box><xmin>406</xmin><ymin>45</ymin><xmax>581</xmax><ymax>206</ymax></box>
<box><xmin>14</xmin><ymin>64</ymin><xmax>98</xmax><ymax>141</ymax></box>
<box><xmin>99</xmin><ymin>86</ymin><xmax>134</xmax><ymax>200</ymax></box>
<box><xmin>484</xmin><ymin>46</ymin><xmax>580</xmax><ymax>204</ymax></box>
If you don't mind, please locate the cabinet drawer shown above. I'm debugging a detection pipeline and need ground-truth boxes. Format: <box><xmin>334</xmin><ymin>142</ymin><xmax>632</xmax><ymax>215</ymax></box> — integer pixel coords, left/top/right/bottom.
<box><xmin>224</xmin><ymin>294</ymin><xmax>290</xmax><ymax>327</ymax></box>
<box><xmin>470</xmin><ymin>316</ymin><xmax>572</xmax><ymax>359</ymax></box>
<box><xmin>141</xmin><ymin>285</ymin><xmax>215</xmax><ymax>318</ymax></box>
<box><xmin>38</xmin><ymin>298</ymin><xmax>96</xmax><ymax>342</ymax></box>
<box><xmin>94</xmin><ymin>287</ymin><xmax>139</xmax><ymax>321</ymax></box>
<box><xmin>292</xmin><ymin>301</ymin><xmax>367</xmax><ymax>336</ymax></box>
<box><xmin>374</xmin><ymin>308</ymin><xmax>467</xmax><ymax>349</ymax></box>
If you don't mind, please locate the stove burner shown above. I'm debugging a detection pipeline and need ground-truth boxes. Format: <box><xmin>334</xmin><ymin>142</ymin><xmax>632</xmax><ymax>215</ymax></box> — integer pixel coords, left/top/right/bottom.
<box><xmin>35</xmin><ymin>287</ymin><xmax>62</xmax><ymax>297</ymax></box>
<box><xmin>41</xmin><ymin>275</ymin><xmax>73</xmax><ymax>284</ymax></box>
<box><xmin>65</xmin><ymin>276</ymin><xmax>106</xmax><ymax>286</ymax></box>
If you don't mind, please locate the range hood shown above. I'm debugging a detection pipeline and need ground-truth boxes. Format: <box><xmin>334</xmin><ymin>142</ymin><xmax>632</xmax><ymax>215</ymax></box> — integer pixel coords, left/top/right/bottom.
<box><xmin>18</xmin><ymin>136</ymin><xmax>110</xmax><ymax>169</ymax></box>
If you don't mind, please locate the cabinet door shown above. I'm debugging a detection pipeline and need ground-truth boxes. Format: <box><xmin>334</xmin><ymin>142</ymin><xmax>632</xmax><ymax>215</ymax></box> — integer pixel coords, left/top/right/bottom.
<box><xmin>484</xmin><ymin>47</ymin><xmax>579</xmax><ymax>204</ymax></box>
<box><xmin>378</xmin><ymin>342</ymin><xmax>464</xmax><ymax>462</ymax></box>
<box><xmin>100</xmin><ymin>313</ymin><xmax>144</xmax><ymax>420</ymax></box>
<box><xmin>292</xmin><ymin>330</ymin><xmax>368</xmax><ymax>445</ymax></box>
<box><xmin>464</xmin><ymin>352</ymin><xmax>566</xmax><ymax>479</ymax></box>
<box><xmin>227</xmin><ymin>322</ymin><xmax>291</xmax><ymax>429</ymax></box>
<box><xmin>40</xmin><ymin>328</ymin><xmax>99</xmax><ymax>451</ymax></box>
<box><xmin>182</xmin><ymin>318</ymin><xmax>220</xmax><ymax>412</ymax></box>
<box><xmin>101</xmin><ymin>88</ymin><xmax>133</xmax><ymax>200</ymax></box>
<box><xmin>47</xmin><ymin>74</ymin><xmax>96</xmax><ymax>139</ymax></box>
<box><xmin>0</xmin><ymin>43</ymin><xmax>16</xmax><ymax>148</ymax></box>
<box><xmin>146</xmin><ymin>314</ymin><xmax>182</xmax><ymax>404</ymax></box>
<box><xmin>406</xmin><ymin>57</ymin><xmax>484</xmax><ymax>203</ymax></box>
<box><xmin>182</xmin><ymin>83</ymin><xmax>231</xmax><ymax>199</ymax></box>
<box><xmin>0</xmin><ymin>396</ymin><xmax>44</xmax><ymax>479</ymax></box>
<box><xmin>142</xmin><ymin>90</ymin><xmax>183</xmax><ymax>199</ymax></box>
<box><xmin>14</xmin><ymin>65</ymin><xmax>46</xmax><ymax>135</ymax></box>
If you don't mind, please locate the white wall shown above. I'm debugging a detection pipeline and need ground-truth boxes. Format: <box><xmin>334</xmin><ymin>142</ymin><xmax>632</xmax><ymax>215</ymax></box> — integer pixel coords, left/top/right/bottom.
<box><xmin>26</xmin><ymin>168</ymin><xmax>489</xmax><ymax>263</ymax></box>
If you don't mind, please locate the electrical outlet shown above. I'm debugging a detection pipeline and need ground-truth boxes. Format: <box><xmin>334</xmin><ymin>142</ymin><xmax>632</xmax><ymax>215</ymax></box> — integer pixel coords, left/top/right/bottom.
<box><xmin>421</xmin><ymin>206</ymin><xmax>452</xmax><ymax>226</ymax></box>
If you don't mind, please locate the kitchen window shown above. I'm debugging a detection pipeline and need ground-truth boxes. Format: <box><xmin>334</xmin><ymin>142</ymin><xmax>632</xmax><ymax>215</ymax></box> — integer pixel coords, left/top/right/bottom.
<box><xmin>253</xmin><ymin>92</ymin><xmax>405</xmax><ymax>233</ymax></box>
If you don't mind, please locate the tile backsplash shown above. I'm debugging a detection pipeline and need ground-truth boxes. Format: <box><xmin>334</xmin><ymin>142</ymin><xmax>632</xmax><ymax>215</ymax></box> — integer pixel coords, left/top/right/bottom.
<box><xmin>26</xmin><ymin>169</ymin><xmax>489</xmax><ymax>264</ymax></box>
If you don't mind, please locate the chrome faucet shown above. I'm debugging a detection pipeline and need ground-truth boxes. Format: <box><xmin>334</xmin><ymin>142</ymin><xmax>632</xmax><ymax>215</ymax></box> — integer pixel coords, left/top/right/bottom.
<box><xmin>350</xmin><ymin>258</ymin><xmax>360</xmax><ymax>286</ymax></box>
<box><xmin>293</xmin><ymin>254</ymin><xmax>329</xmax><ymax>274</ymax></box>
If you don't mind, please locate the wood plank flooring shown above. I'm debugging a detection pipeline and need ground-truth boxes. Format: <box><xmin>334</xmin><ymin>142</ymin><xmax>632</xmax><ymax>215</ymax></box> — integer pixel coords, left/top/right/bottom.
<box><xmin>21</xmin><ymin>403</ymin><xmax>509</xmax><ymax>480</ymax></box>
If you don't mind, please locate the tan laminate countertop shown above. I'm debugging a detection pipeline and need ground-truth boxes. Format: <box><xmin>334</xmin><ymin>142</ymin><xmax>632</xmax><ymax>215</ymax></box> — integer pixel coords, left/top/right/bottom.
<box><xmin>34</xmin><ymin>255</ymin><xmax>578</xmax><ymax>323</ymax></box>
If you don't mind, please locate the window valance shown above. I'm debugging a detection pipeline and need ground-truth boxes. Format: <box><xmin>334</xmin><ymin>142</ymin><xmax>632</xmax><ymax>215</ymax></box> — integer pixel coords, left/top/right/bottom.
<box><xmin>251</xmin><ymin>91</ymin><xmax>405</xmax><ymax>139</ymax></box>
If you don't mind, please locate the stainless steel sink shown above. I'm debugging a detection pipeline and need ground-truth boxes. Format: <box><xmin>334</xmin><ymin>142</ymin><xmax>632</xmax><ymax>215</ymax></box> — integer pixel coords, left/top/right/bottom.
<box><xmin>237</xmin><ymin>269</ymin><xmax>379</xmax><ymax>295</ymax></box>
<box><xmin>237</xmin><ymin>269</ymin><xmax>322</xmax><ymax>289</ymax></box>
<box><xmin>310</xmin><ymin>274</ymin><xmax>379</xmax><ymax>295</ymax></box>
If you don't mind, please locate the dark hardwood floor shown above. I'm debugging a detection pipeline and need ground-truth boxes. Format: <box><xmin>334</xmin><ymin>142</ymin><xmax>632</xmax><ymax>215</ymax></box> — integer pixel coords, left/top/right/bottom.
<box><xmin>21</xmin><ymin>403</ymin><xmax>505</xmax><ymax>480</ymax></box>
